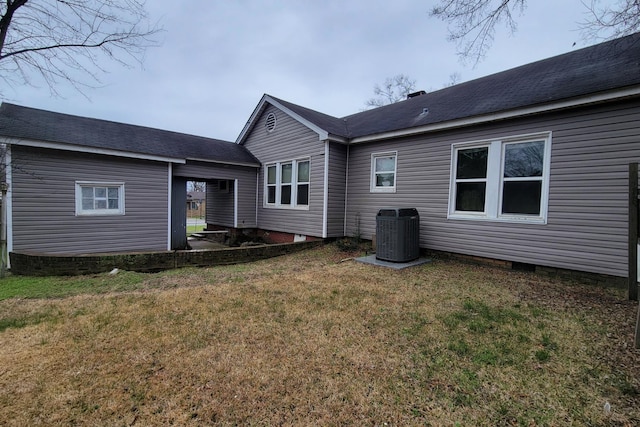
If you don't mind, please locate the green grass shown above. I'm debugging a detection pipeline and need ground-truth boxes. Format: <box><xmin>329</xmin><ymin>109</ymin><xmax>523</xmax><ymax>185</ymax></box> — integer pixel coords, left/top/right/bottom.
<box><xmin>0</xmin><ymin>270</ymin><xmax>148</xmax><ymax>300</ymax></box>
<box><xmin>0</xmin><ymin>306</ymin><xmax>62</xmax><ymax>332</ymax></box>
<box><xmin>0</xmin><ymin>245</ymin><xmax>637</xmax><ymax>425</ymax></box>
<box><xmin>186</xmin><ymin>224</ymin><xmax>205</xmax><ymax>235</ymax></box>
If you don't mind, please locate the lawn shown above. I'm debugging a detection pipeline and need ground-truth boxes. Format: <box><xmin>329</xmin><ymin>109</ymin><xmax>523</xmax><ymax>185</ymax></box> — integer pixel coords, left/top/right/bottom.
<box><xmin>0</xmin><ymin>244</ymin><xmax>638</xmax><ymax>426</ymax></box>
<box><xmin>187</xmin><ymin>224</ymin><xmax>205</xmax><ymax>235</ymax></box>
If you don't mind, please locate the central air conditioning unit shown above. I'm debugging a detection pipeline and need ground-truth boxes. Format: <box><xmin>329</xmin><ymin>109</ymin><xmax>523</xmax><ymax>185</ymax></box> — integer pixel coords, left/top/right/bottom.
<box><xmin>376</xmin><ymin>208</ymin><xmax>420</xmax><ymax>262</ymax></box>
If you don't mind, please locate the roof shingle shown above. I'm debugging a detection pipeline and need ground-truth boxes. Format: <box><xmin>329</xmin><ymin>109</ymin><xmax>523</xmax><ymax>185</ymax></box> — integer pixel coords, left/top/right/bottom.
<box><xmin>263</xmin><ymin>32</ymin><xmax>640</xmax><ymax>140</ymax></box>
<box><xmin>0</xmin><ymin>103</ymin><xmax>260</xmax><ymax>166</ymax></box>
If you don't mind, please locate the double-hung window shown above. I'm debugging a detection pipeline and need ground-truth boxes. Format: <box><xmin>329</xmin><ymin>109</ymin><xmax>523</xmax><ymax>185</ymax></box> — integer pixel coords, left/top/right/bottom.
<box><xmin>281</xmin><ymin>163</ymin><xmax>293</xmax><ymax>205</ymax></box>
<box><xmin>449</xmin><ymin>133</ymin><xmax>551</xmax><ymax>223</ymax></box>
<box><xmin>296</xmin><ymin>160</ymin><xmax>310</xmax><ymax>205</ymax></box>
<box><xmin>454</xmin><ymin>146</ymin><xmax>488</xmax><ymax>212</ymax></box>
<box><xmin>264</xmin><ymin>159</ymin><xmax>310</xmax><ymax>208</ymax></box>
<box><xmin>371</xmin><ymin>152</ymin><xmax>397</xmax><ymax>193</ymax></box>
<box><xmin>267</xmin><ymin>165</ymin><xmax>277</xmax><ymax>204</ymax></box>
<box><xmin>501</xmin><ymin>141</ymin><xmax>545</xmax><ymax>215</ymax></box>
<box><xmin>75</xmin><ymin>182</ymin><xmax>125</xmax><ymax>216</ymax></box>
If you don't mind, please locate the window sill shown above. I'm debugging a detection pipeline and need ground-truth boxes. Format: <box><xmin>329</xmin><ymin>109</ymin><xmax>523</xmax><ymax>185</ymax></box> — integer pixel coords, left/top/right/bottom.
<box><xmin>263</xmin><ymin>205</ymin><xmax>310</xmax><ymax>211</ymax></box>
<box><xmin>447</xmin><ymin>213</ymin><xmax>546</xmax><ymax>225</ymax></box>
<box><xmin>370</xmin><ymin>187</ymin><xmax>396</xmax><ymax>194</ymax></box>
<box><xmin>77</xmin><ymin>210</ymin><xmax>125</xmax><ymax>216</ymax></box>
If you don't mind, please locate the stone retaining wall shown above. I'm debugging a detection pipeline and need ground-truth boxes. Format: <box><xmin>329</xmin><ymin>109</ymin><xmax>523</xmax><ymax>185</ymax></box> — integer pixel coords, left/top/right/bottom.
<box><xmin>9</xmin><ymin>241</ymin><xmax>323</xmax><ymax>276</ymax></box>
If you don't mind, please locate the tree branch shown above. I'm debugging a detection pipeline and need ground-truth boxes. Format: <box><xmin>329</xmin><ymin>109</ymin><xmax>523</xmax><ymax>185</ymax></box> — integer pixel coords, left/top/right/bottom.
<box><xmin>0</xmin><ymin>0</ymin><xmax>162</xmax><ymax>97</ymax></box>
<box><xmin>430</xmin><ymin>0</ymin><xmax>526</xmax><ymax>65</ymax></box>
<box><xmin>579</xmin><ymin>0</ymin><xmax>640</xmax><ymax>40</ymax></box>
<box><xmin>430</xmin><ymin>0</ymin><xmax>640</xmax><ymax>63</ymax></box>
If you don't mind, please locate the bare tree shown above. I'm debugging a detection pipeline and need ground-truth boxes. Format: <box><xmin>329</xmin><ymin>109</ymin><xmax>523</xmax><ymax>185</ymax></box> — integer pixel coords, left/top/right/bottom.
<box><xmin>365</xmin><ymin>74</ymin><xmax>417</xmax><ymax>108</ymax></box>
<box><xmin>579</xmin><ymin>0</ymin><xmax>640</xmax><ymax>40</ymax></box>
<box><xmin>429</xmin><ymin>0</ymin><xmax>526</xmax><ymax>64</ymax></box>
<box><xmin>188</xmin><ymin>181</ymin><xmax>206</xmax><ymax>192</ymax></box>
<box><xmin>430</xmin><ymin>0</ymin><xmax>640</xmax><ymax>64</ymax></box>
<box><xmin>0</xmin><ymin>0</ymin><xmax>162</xmax><ymax>97</ymax></box>
<box><xmin>444</xmin><ymin>72</ymin><xmax>462</xmax><ymax>87</ymax></box>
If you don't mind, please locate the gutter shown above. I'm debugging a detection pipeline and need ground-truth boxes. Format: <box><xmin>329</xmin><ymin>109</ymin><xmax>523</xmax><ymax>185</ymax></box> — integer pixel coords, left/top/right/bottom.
<box><xmin>185</xmin><ymin>157</ymin><xmax>261</xmax><ymax>168</ymax></box>
<box><xmin>1</xmin><ymin>137</ymin><xmax>186</xmax><ymax>164</ymax></box>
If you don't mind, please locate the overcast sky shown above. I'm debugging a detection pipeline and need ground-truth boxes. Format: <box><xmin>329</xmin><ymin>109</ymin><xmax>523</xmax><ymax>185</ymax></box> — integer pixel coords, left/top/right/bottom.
<box><xmin>3</xmin><ymin>1</ymin><xmax>608</xmax><ymax>142</ymax></box>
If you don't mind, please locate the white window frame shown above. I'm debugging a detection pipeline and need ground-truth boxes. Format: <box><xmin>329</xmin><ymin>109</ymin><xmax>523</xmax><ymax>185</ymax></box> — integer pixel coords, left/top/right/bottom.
<box><xmin>263</xmin><ymin>158</ymin><xmax>310</xmax><ymax>210</ymax></box>
<box><xmin>296</xmin><ymin>159</ymin><xmax>310</xmax><ymax>207</ymax></box>
<box><xmin>266</xmin><ymin>165</ymin><xmax>277</xmax><ymax>205</ymax></box>
<box><xmin>370</xmin><ymin>151</ymin><xmax>398</xmax><ymax>193</ymax></box>
<box><xmin>75</xmin><ymin>181</ymin><xmax>125</xmax><ymax>216</ymax></box>
<box><xmin>280</xmin><ymin>161</ymin><xmax>293</xmax><ymax>206</ymax></box>
<box><xmin>448</xmin><ymin>132</ymin><xmax>551</xmax><ymax>224</ymax></box>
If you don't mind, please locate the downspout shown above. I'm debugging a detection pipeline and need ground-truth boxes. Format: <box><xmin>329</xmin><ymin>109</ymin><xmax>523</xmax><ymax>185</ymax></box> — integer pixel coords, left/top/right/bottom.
<box><xmin>343</xmin><ymin>144</ymin><xmax>350</xmax><ymax>237</ymax></box>
<box><xmin>322</xmin><ymin>140</ymin><xmax>329</xmax><ymax>238</ymax></box>
<box><xmin>167</xmin><ymin>163</ymin><xmax>173</xmax><ymax>251</ymax></box>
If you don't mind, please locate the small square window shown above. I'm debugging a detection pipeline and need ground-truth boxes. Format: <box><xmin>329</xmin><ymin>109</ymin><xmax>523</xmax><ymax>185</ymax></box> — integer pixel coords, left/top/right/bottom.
<box><xmin>76</xmin><ymin>182</ymin><xmax>125</xmax><ymax>216</ymax></box>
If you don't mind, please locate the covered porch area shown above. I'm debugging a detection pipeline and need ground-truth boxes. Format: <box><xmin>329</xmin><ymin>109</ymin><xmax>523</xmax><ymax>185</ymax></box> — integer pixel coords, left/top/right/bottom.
<box><xmin>170</xmin><ymin>160</ymin><xmax>259</xmax><ymax>250</ymax></box>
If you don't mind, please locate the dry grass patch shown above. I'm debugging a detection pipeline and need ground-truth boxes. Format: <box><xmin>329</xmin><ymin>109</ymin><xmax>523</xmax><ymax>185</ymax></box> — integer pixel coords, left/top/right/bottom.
<box><xmin>0</xmin><ymin>245</ymin><xmax>638</xmax><ymax>426</ymax></box>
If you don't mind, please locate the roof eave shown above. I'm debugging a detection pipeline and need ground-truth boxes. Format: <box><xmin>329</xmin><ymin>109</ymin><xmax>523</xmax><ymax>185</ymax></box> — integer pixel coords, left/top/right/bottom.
<box><xmin>185</xmin><ymin>157</ymin><xmax>260</xmax><ymax>168</ymax></box>
<box><xmin>1</xmin><ymin>136</ymin><xmax>186</xmax><ymax>163</ymax></box>
<box><xmin>235</xmin><ymin>94</ymin><xmax>335</xmax><ymax>144</ymax></box>
<box><xmin>235</xmin><ymin>95</ymin><xmax>269</xmax><ymax>145</ymax></box>
<box><xmin>348</xmin><ymin>86</ymin><xmax>640</xmax><ymax>144</ymax></box>
<box><xmin>327</xmin><ymin>134</ymin><xmax>348</xmax><ymax>143</ymax></box>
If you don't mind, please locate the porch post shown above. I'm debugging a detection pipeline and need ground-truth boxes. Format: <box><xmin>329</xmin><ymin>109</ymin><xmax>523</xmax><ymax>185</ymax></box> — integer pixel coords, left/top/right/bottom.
<box><xmin>630</xmin><ymin>163</ymin><xmax>640</xmax><ymax>348</ymax></box>
<box><xmin>0</xmin><ymin>182</ymin><xmax>7</xmax><ymax>277</ymax></box>
<box><xmin>630</xmin><ymin>163</ymin><xmax>638</xmax><ymax>301</ymax></box>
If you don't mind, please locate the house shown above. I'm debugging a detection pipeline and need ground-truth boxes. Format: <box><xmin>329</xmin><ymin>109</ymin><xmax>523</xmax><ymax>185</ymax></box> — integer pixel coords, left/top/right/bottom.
<box><xmin>187</xmin><ymin>191</ymin><xmax>206</xmax><ymax>218</ymax></box>
<box><xmin>233</xmin><ymin>32</ymin><xmax>640</xmax><ymax>279</ymax></box>
<box><xmin>1</xmin><ymin>32</ymin><xmax>639</xmax><ymax>280</ymax></box>
<box><xmin>0</xmin><ymin>106</ymin><xmax>260</xmax><ymax>254</ymax></box>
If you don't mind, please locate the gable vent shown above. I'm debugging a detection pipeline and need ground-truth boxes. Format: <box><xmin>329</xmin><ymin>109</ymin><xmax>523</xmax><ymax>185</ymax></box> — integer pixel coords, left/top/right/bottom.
<box><xmin>265</xmin><ymin>112</ymin><xmax>277</xmax><ymax>132</ymax></box>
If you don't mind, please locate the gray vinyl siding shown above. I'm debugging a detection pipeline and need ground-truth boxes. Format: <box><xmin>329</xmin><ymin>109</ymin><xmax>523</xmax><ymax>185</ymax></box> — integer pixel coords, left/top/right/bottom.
<box><xmin>173</xmin><ymin>161</ymin><xmax>257</xmax><ymax>228</ymax></box>
<box><xmin>11</xmin><ymin>146</ymin><xmax>169</xmax><ymax>254</ymax></box>
<box><xmin>327</xmin><ymin>142</ymin><xmax>347</xmax><ymax>237</ymax></box>
<box><xmin>206</xmin><ymin>181</ymin><xmax>235</xmax><ymax>227</ymax></box>
<box><xmin>345</xmin><ymin>98</ymin><xmax>640</xmax><ymax>277</ymax></box>
<box><xmin>243</xmin><ymin>105</ymin><xmax>325</xmax><ymax>237</ymax></box>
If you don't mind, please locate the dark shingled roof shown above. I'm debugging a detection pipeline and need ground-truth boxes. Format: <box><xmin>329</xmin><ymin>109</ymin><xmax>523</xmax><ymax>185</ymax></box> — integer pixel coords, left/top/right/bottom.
<box><xmin>263</xmin><ymin>32</ymin><xmax>640</xmax><ymax>140</ymax></box>
<box><xmin>268</xmin><ymin>95</ymin><xmax>350</xmax><ymax>138</ymax></box>
<box><xmin>0</xmin><ymin>103</ymin><xmax>260</xmax><ymax>166</ymax></box>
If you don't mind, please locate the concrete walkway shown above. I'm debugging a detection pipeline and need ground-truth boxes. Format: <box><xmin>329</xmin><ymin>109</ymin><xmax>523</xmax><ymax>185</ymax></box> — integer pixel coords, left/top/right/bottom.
<box><xmin>187</xmin><ymin>238</ymin><xmax>227</xmax><ymax>250</ymax></box>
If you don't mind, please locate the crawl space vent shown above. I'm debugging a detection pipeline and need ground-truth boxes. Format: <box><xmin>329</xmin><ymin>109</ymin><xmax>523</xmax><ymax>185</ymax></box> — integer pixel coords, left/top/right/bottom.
<box><xmin>265</xmin><ymin>112</ymin><xmax>277</xmax><ymax>132</ymax></box>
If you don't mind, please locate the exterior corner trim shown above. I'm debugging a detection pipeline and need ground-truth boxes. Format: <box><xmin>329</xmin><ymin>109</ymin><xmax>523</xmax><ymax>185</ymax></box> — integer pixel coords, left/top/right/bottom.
<box><xmin>322</xmin><ymin>140</ymin><xmax>329</xmax><ymax>238</ymax></box>
<box><xmin>167</xmin><ymin>163</ymin><xmax>172</xmax><ymax>251</ymax></box>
